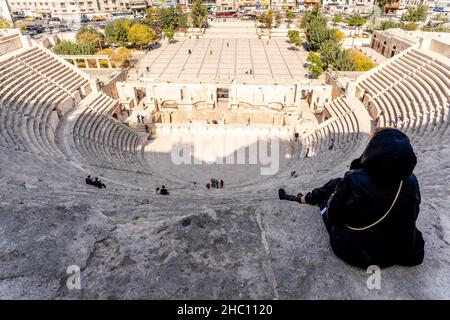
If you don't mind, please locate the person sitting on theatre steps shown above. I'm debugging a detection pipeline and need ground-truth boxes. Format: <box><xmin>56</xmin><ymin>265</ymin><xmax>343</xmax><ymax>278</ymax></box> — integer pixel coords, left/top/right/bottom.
<box><xmin>278</xmin><ymin>128</ymin><xmax>424</xmax><ymax>269</ymax></box>
<box><xmin>93</xmin><ymin>177</ymin><xmax>106</xmax><ymax>189</ymax></box>
<box><xmin>155</xmin><ymin>187</ymin><xmax>160</xmax><ymax>194</ymax></box>
<box><xmin>85</xmin><ymin>175</ymin><xmax>94</xmax><ymax>185</ymax></box>
<box><xmin>160</xmin><ymin>185</ymin><xmax>169</xmax><ymax>195</ymax></box>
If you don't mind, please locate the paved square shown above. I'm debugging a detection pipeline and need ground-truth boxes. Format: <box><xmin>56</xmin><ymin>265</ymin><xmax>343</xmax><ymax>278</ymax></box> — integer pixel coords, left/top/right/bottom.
<box><xmin>137</xmin><ymin>38</ymin><xmax>309</xmax><ymax>83</ymax></box>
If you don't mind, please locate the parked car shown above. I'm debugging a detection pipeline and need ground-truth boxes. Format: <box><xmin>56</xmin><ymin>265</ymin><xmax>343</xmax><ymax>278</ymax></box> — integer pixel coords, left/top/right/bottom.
<box><xmin>80</xmin><ymin>18</ymin><xmax>91</xmax><ymax>23</ymax></box>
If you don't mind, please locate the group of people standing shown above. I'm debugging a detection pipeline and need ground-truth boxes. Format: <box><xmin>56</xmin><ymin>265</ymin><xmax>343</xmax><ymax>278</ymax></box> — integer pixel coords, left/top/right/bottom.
<box><xmin>136</xmin><ymin>114</ymin><xmax>145</xmax><ymax>124</ymax></box>
<box><xmin>206</xmin><ymin>179</ymin><xmax>224</xmax><ymax>190</ymax></box>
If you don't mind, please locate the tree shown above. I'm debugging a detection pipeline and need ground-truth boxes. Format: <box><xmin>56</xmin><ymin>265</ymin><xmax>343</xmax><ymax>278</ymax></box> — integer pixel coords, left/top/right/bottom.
<box><xmin>128</xmin><ymin>24</ymin><xmax>156</xmax><ymax>49</ymax></box>
<box><xmin>145</xmin><ymin>7</ymin><xmax>158</xmax><ymax>28</ymax></box>
<box><xmin>306</xmin><ymin>14</ymin><xmax>335</xmax><ymax>51</ymax></box>
<box><xmin>76</xmin><ymin>28</ymin><xmax>104</xmax><ymax>49</ymax></box>
<box><xmin>258</xmin><ymin>10</ymin><xmax>273</xmax><ymax>30</ymax></box>
<box><xmin>379</xmin><ymin>20</ymin><xmax>405</xmax><ymax>30</ymax></box>
<box><xmin>404</xmin><ymin>22</ymin><xmax>419</xmax><ymax>31</ymax></box>
<box><xmin>402</xmin><ymin>5</ymin><xmax>428</xmax><ymax>22</ymax></box>
<box><xmin>300</xmin><ymin>3</ymin><xmax>321</xmax><ymax>29</ymax></box>
<box><xmin>164</xmin><ymin>27</ymin><xmax>175</xmax><ymax>43</ymax></box>
<box><xmin>348</xmin><ymin>15</ymin><xmax>366</xmax><ymax>27</ymax></box>
<box><xmin>155</xmin><ymin>6</ymin><xmax>177</xmax><ymax>30</ymax></box>
<box><xmin>347</xmin><ymin>15</ymin><xmax>366</xmax><ymax>36</ymax></box>
<box><xmin>286</xmin><ymin>10</ymin><xmax>296</xmax><ymax>27</ymax></box>
<box><xmin>145</xmin><ymin>5</ymin><xmax>188</xmax><ymax>31</ymax></box>
<box><xmin>52</xmin><ymin>41</ymin><xmax>96</xmax><ymax>55</ymax></box>
<box><xmin>287</xmin><ymin>30</ymin><xmax>301</xmax><ymax>49</ymax></box>
<box><xmin>377</xmin><ymin>0</ymin><xmax>397</xmax><ymax>12</ymax></box>
<box><xmin>334</xmin><ymin>29</ymin><xmax>346</xmax><ymax>42</ymax></box>
<box><xmin>307</xmin><ymin>52</ymin><xmax>324</xmax><ymax>78</ymax></box>
<box><xmin>348</xmin><ymin>49</ymin><xmax>377</xmax><ymax>71</ymax></box>
<box><xmin>332</xmin><ymin>15</ymin><xmax>342</xmax><ymax>25</ymax></box>
<box><xmin>15</xmin><ymin>22</ymin><xmax>28</xmax><ymax>33</ymax></box>
<box><xmin>105</xmin><ymin>19</ymin><xmax>133</xmax><ymax>46</ymax></box>
<box><xmin>434</xmin><ymin>24</ymin><xmax>450</xmax><ymax>32</ymax></box>
<box><xmin>0</xmin><ymin>18</ymin><xmax>12</xmax><ymax>29</ymax></box>
<box><xmin>176</xmin><ymin>5</ymin><xmax>188</xmax><ymax>30</ymax></box>
<box><xmin>319</xmin><ymin>40</ymin><xmax>356</xmax><ymax>71</ymax></box>
<box><xmin>97</xmin><ymin>47</ymin><xmax>132</xmax><ymax>68</ymax></box>
<box><xmin>275</xmin><ymin>12</ymin><xmax>282</xmax><ymax>28</ymax></box>
<box><xmin>309</xmin><ymin>63</ymin><xmax>324</xmax><ymax>78</ymax></box>
<box><xmin>190</xmin><ymin>0</ymin><xmax>208</xmax><ymax>28</ymax></box>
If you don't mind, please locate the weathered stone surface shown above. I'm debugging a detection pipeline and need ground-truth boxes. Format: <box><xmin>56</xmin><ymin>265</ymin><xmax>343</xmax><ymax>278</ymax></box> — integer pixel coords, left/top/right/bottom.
<box><xmin>1</xmin><ymin>190</ymin><xmax>449</xmax><ymax>299</ymax></box>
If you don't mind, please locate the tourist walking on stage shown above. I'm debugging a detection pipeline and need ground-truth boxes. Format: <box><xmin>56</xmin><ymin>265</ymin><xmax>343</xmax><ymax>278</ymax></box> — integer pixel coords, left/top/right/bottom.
<box><xmin>137</xmin><ymin>114</ymin><xmax>141</xmax><ymax>123</ymax></box>
<box><xmin>220</xmin><ymin>179</ymin><xmax>224</xmax><ymax>189</ymax></box>
<box><xmin>144</xmin><ymin>124</ymin><xmax>149</xmax><ymax>133</ymax></box>
<box><xmin>329</xmin><ymin>138</ymin><xmax>335</xmax><ymax>151</ymax></box>
<box><xmin>188</xmin><ymin>49</ymin><xmax>192</xmax><ymax>55</ymax></box>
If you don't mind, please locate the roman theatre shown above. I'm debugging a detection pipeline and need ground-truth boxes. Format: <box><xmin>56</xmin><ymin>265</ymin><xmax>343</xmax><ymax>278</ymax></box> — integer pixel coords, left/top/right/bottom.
<box><xmin>0</xmin><ymin>20</ymin><xmax>449</xmax><ymax>299</ymax></box>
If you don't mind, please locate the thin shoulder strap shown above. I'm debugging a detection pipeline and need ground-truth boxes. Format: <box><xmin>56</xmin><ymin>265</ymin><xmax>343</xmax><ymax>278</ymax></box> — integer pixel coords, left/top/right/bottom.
<box><xmin>346</xmin><ymin>180</ymin><xmax>403</xmax><ymax>231</ymax></box>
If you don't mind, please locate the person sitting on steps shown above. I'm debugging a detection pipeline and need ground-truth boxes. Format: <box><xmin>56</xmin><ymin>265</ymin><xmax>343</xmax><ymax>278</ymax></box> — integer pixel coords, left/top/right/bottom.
<box><xmin>160</xmin><ymin>185</ymin><xmax>169</xmax><ymax>195</ymax></box>
<box><xmin>278</xmin><ymin>128</ymin><xmax>425</xmax><ymax>269</ymax></box>
<box><xmin>93</xmin><ymin>177</ymin><xmax>106</xmax><ymax>189</ymax></box>
<box><xmin>85</xmin><ymin>175</ymin><xmax>94</xmax><ymax>185</ymax></box>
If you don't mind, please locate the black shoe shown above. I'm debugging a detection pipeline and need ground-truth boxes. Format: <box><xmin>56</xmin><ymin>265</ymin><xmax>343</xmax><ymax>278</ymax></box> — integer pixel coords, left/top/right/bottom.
<box><xmin>278</xmin><ymin>188</ymin><xmax>300</xmax><ymax>202</ymax></box>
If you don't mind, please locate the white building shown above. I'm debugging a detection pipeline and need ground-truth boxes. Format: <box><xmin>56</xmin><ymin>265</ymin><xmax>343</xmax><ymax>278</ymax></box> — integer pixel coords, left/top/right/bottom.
<box><xmin>323</xmin><ymin>0</ymin><xmax>375</xmax><ymax>15</ymax></box>
<box><xmin>270</xmin><ymin>0</ymin><xmax>297</xmax><ymax>11</ymax></box>
<box><xmin>0</xmin><ymin>0</ymin><xmax>13</xmax><ymax>21</ymax></box>
<box><xmin>5</xmin><ymin>0</ymin><xmax>148</xmax><ymax>21</ymax></box>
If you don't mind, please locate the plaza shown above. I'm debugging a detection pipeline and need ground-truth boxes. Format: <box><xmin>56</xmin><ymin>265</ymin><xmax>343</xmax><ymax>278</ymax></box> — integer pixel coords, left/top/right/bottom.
<box><xmin>135</xmin><ymin>38</ymin><xmax>310</xmax><ymax>83</ymax></box>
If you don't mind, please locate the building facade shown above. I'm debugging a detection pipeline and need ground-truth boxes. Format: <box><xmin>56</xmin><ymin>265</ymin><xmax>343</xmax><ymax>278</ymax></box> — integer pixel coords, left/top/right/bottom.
<box><xmin>370</xmin><ymin>29</ymin><xmax>420</xmax><ymax>58</ymax></box>
<box><xmin>322</xmin><ymin>0</ymin><xmax>375</xmax><ymax>14</ymax></box>
<box><xmin>0</xmin><ymin>0</ymin><xmax>13</xmax><ymax>20</ymax></box>
<box><xmin>270</xmin><ymin>0</ymin><xmax>297</xmax><ymax>11</ymax></box>
<box><xmin>6</xmin><ymin>0</ymin><xmax>147</xmax><ymax>20</ymax></box>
